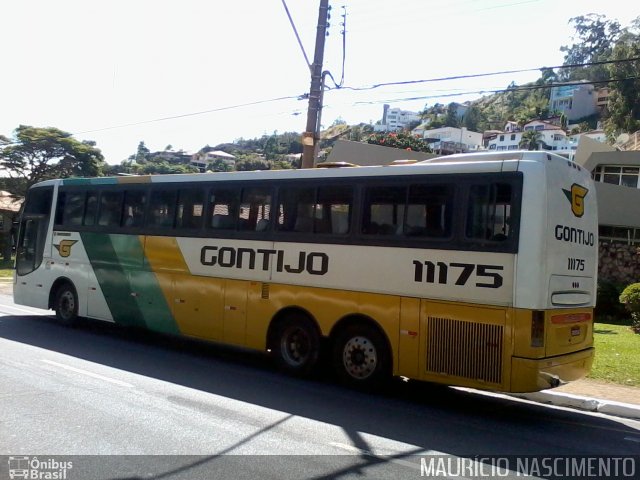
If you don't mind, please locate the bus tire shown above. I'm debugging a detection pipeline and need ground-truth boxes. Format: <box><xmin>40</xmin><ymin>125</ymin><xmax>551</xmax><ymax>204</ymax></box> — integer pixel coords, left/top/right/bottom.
<box><xmin>54</xmin><ymin>283</ymin><xmax>79</xmax><ymax>327</ymax></box>
<box><xmin>272</xmin><ymin>314</ymin><xmax>320</xmax><ymax>377</ymax></box>
<box><xmin>333</xmin><ymin>324</ymin><xmax>391</xmax><ymax>389</ymax></box>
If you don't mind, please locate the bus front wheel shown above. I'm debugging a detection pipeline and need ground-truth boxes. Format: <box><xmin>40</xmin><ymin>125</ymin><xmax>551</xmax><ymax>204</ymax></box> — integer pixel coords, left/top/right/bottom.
<box><xmin>54</xmin><ymin>283</ymin><xmax>79</xmax><ymax>326</ymax></box>
<box><xmin>272</xmin><ymin>314</ymin><xmax>320</xmax><ymax>376</ymax></box>
<box><xmin>333</xmin><ymin>324</ymin><xmax>391</xmax><ymax>389</ymax></box>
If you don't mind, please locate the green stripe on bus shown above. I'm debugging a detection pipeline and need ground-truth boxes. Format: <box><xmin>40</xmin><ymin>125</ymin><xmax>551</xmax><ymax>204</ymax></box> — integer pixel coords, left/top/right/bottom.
<box><xmin>62</xmin><ymin>178</ymin><xmax>119</xmax><ymax>186</ymax></box>
<box><xmin>80</xmin><ymin>232</ymin><xmax>179</xmax><ymax>334</ymax></box>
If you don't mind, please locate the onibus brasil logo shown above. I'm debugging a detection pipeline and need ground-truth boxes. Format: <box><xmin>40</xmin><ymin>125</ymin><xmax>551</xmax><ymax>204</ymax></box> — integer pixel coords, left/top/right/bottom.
<box><xmin>8</xmin><ymin>456</ymin><xmax>73</xmax><ymax>479</ymax></box>
<box><xmin>562</xmin><ymin>183</ymin><xmax>589</xmax><ymax>218</ymax></box>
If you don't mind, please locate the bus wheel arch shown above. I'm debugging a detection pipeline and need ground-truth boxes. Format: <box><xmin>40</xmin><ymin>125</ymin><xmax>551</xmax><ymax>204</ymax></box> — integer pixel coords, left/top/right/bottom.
<box><xmin>50</xmin><ymin>278</ymin><xmax>79</xmax><ymax>326</ymax></box>
<box><xmin>330</xmin><ymin>315</ymin><xmax>393</xmax><ymax>389</ymax></box>
<box><xmin>267</xmin><ymin>307</ymin><xmax>322</xmax><ymax>376</ymax></box>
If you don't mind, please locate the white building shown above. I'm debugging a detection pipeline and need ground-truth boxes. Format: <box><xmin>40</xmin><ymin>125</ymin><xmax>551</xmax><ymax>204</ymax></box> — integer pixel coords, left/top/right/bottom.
<box><xmin>418</xmin><ymin>126</ymin><xmax>483</xmax><ymax>153</ymax></box>
<box><xmin>487</xmin><ymin>120</ymin><xmax>575</xmax><ymax>159</ymax></box>
<box><xmin>549</xmin><ymin>83</ymin><xmax>598</xmax><ymax>121</ymax></box>
<box><xmin>374</xmin><ymin>104</ymin><xmax>421</xmax><ymax>132</ymax></box>
<box><xmin>191</xmin><ymin>150</ymin><xmax>236</xmax><ymax>172</ymax></box>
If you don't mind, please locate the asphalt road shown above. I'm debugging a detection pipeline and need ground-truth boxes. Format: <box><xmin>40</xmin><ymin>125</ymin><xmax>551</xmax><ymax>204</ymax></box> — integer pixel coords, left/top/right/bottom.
<box><xmin>1</xmin><ymin>292</ymin><xmax>639</xmax><ymax>479</ymax></box>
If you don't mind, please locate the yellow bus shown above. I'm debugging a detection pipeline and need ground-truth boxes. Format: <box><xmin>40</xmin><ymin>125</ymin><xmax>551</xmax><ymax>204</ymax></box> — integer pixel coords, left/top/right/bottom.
<box><xmin>13</xmin><ymin>151</ymin><xmax>597</xmax><ymax>392</ymax></box>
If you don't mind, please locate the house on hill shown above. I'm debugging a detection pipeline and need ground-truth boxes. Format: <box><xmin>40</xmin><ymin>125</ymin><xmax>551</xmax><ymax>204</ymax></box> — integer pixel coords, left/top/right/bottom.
<box><xmin>191</xmin><ymin>150</ymin><xmax>236</xmax><ymax>172</ymax></box>
<box><xmin>486</xmin><ymin>120</ymin><xmax>575</xmax><ymax>159</ymax></box>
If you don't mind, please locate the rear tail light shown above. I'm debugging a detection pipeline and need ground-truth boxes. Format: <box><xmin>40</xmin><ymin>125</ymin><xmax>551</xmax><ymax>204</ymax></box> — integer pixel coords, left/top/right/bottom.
<box><xmin>531</xmin><ymin>310</ymin><xmax>545</xmax><ymax>347</ymax></box>
<box><xmin>550</xmin><ymin>312</ymin><xmax>592</xmax><ymax>324</ymax></box>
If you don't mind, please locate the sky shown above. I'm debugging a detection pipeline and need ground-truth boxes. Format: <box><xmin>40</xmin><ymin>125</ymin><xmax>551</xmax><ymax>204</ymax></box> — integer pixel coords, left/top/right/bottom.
<box><xmin>1</xmin><ymin>0</ymin><xmax>638</xmax><ymax>165</ymax></box>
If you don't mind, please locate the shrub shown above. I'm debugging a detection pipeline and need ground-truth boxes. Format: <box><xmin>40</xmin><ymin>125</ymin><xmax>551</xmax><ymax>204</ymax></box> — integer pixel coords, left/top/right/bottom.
<box><xmin>596</xmin><ymin>279</ymin><xmax>626</xmax><ymax>319</ymax></box>
<box><xmin>619</xmin><ymin>282</ymin><xmax>640</xmax><ymax>334</ymax></box>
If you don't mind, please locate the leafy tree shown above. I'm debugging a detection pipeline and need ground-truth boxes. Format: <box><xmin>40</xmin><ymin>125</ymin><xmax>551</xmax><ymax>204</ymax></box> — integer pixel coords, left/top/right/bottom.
<box><xmin>559</xmin><ymin>14</ymin><xmax>623</xmax><ymax>81</ymax></box>
<box><xmin>207</xmin><ymin>159</ymin><xmax>233</xmax><ymax>172</ymax></box>
<box><xmin>235</xmin><ymin>157</ymin><xmax>271</xmax><ymax>171</ymax></box>
<box><xmin>444</xmin><ymin>103</ymin><xmax>460</xmax><ymax>128</ymax></box>
<box><xmin>462</xmin><ymin>105</ymin><xmax>483</xmax><ymax>132</ymax></box>
<box><xmin>519</xmin><ymin>130</ymin><xmax>543</xmax><ymax>150</ymax></box>
<box><xmin>604</xmin><ymin>23</ymin><xmax>640</xmax><ymax>137</ymax></box>
<box><xmin>366</xmin><ymin>132</ymin><xmax>432</xmax><ymax>152</ymax></box>
<box><xmin>0</xmin><ymin>125</ymin><xmax>105</xmax><ymax>196</ymax></box>
<box><xmin>130</xmin><ymin>141</ymin><xmax>150</xmax><ymax>164</ymax></box>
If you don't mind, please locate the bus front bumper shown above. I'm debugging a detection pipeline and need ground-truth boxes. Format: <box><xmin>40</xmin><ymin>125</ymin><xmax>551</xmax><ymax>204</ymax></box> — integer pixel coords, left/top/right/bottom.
<box><xmin>510</xmin><ymin>347</ymin><xmax>595</xmax><ymax>393</ymax></box>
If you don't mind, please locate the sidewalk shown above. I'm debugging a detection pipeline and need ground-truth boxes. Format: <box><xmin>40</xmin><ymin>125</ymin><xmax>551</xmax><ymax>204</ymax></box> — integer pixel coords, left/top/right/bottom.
<box><xmin>0</xmin><ymin>278</ymin><xmax>12</xmax><ymax>296</ymax></box>
<box><xmin>515</xmin><ymin>378</ymin><xmax>640</xmax><ymax>420</ymax></box>
<box><xmin>0</xmin><ymin>277</ymin><xmax>637</xmax><ymax>419</ymax></box>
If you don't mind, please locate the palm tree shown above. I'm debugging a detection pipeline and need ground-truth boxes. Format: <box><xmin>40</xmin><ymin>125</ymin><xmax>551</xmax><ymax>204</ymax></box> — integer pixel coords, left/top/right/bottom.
<box><xmin>519</xmin><ymin>130</ymin><xmax>542</xmax><ymax>150</ymax></box>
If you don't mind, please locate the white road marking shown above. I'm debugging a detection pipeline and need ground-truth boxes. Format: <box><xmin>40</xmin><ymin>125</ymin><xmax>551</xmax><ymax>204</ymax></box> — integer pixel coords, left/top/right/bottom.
<box><xmin>624</xmin><ymin>436</ymin><xmax>640</xmax><ymax>443</ymax></box>
<box><xmin>41</xmin><ymin>359</ymin><xmax>134</xmax><ymax>388</ymax></box>
<box><xmin>0</xmin><ymin>304</ymin><xmax>51</xmax><ymax>316</ymax></box>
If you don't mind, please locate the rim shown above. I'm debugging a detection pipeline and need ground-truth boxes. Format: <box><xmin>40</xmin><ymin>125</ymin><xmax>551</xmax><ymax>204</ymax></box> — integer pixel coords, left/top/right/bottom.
<box><xmin>280</xmin><ymin>325</ymin><xmax>312</xmax><ymax>367</ymax></box>
<box><xmin>58</xmin><ymin>290</ymin><xmax>76</xmax><ymax>320</ymax></box>
<box><xmin>342</xmin><ymin>335</ymin><xmax>377</xmax><ymax>380</ymax></box>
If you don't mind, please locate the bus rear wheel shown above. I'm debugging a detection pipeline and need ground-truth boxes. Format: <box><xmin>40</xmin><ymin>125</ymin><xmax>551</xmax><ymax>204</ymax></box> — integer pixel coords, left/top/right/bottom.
<box><xmin>333</xmin><ymin>324</ymin><xmax>390</xmax><ymax>389</ymax></box>
<box><xmin>54</xmin><ymin>283</ymin><xmax>79</xmax><ymax>326</ymax></box>
<box><xmin>272</xmin><ymin>314</ymin><xmax>320</xmax><ymax>376</ymax></box>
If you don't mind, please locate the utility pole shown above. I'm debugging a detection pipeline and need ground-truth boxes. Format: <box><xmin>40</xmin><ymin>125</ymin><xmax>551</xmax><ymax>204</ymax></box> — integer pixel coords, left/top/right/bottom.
<box><xmin>301</xmin><ymin>0</ymin><xmax>330</xmax><ymax>169</ymax></box>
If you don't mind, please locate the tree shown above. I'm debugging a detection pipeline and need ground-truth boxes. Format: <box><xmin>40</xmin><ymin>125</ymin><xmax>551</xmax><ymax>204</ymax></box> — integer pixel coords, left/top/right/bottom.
<box><xmin>462</xmin><ymin>105</ymin><xmax>483</xmax><ymax>132</ymax></box>
<box><xmin>604</xmin><ymin>23</ymin><xmax>640</xmax><ymax>137</ymax></box>
<box><xmin>0</xmin><ymin>125</ymin><xmax>105</xmax><ymax>196</ymax></box>
<box><xmin>235</xmin><ymin>157</ymin><xmax>271</xmax><ymax>171</ymax></box>
<box><xmin>366</xmin><ymin>132</ymin><xmax>432</xmax><ymax>152</ymax></box>
<box><xmin>444</xmin><ymin>103</ymin><xmax>460</xmax><ymax>128</ymax></box>
<box><xmin>559</xmin><ymin>14</ymin><xmax>623</xmax><ymax>81</ymax></box>
<box><xmin>519</xmin><ymin>130</ymin><xmax>543</xmax><ymax>150</ymax></box>
<box><xmin>130</xmin><ymin>141</ymin><xmax>150</xmax><ymax>163</ymax></box>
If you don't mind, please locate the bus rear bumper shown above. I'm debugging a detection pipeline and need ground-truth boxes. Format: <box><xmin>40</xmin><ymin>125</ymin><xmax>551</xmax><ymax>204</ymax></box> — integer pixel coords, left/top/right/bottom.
<box><xmin>510</xmin><ymin>347</ymin><xmax>594</xmax><ymax>393</ymax></box>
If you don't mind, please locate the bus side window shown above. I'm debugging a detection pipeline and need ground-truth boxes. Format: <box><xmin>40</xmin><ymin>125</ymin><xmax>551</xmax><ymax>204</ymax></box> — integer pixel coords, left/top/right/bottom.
<box><xmin>276</xmin><ymin>187</ymin><xmax>314</xmax><ymax>233</ymax></box>
<box><xmin>122</xmin><ymin>190</ymin><xmax>147</xmax><ymax>227</ymax></box>
<box><xmin>406</xmin><ymin>184</ymin><xmax>453</xmax><ymax>238</ymax></box>
<box><xmin>55</xmin><ymin>191</ymin><xmax>85</xmax><ymax>227</ymax></box>
<box><xmin>177</xmin><ymin>188</ymin><xmax>204</xmax><ymax>230</ymax></box>
<box><xmin>148</xmin><ymin>190</ymin><xmax>177</xmax><ymax>229</ymax></box>
<box><xmin>97</xmin><ymin>191</ymin><xmax>124</xmax><ymax>227</ymax></box>
<box><xmin>84</xmin><ymin>192</ymin><xmax>98</xmax><ymax>226</ymax></box>
<box><xmin>208</xmin><ymin>187</ymin><xmax>240</xmax><ymax>230</ymax></box>
<box><xmin>316</xmin><ymin>185</ymin><xmax>352</xmax><ymax>235</ymax></box>
<box><xmin>362</xmin><ymin>185</ymin><xmax>406</xmax><ymax>235</ymax></box>
<box><xmin>466</xmin><ymin>183</ymin><xmax>512</xmax><ymax>241</ymax></box>
<box><xmin>238</xmin><ymin>187</ymin><xmax>272</xmax><ymax>232</ymax></box>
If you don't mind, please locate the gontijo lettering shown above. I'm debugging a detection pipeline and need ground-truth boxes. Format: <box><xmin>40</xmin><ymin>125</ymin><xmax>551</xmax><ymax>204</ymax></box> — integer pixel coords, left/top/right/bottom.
<box><xmin>200</xmin><ymin>246</ymin><xmax>329</xmax><ymax>275</ymax></box>
<box><xmin>554</xmin><ymin>225</ymin><xmax>595</xmax><ymax>246</ymax></box>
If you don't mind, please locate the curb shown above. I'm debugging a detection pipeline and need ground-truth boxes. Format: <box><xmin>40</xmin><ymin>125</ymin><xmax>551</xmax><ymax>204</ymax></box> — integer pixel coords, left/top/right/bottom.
<box><xmin>514</xmin><ymin>391</ymin><xmax>640</xmax><ymax>420</ymax></box>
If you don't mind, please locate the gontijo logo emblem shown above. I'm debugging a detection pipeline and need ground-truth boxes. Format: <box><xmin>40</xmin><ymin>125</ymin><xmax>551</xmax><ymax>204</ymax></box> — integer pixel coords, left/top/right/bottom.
<box><xmin>562</xmin><ymin>183</ymin><xmax>588</xmax><ymax>218</ymax></box>
<box><xmin>54</xmin><ymin>240</ymin><xmax>78</xmax><ymax>257</ymax></box>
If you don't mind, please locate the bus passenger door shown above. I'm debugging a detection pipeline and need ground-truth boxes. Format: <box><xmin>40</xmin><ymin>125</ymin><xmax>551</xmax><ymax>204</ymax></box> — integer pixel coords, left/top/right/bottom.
<box><xmin>223</xmin><ymin>279</ymin><xmax>248</xmax><ymax>345</ymax></box>
<box><xmin>173</xmin><ymin>275</ymin><xmax>225</xmax><ymax>341</ymax></box>
<box><xmin>14</xmin><ymin>215</ymin><xmax>50</xmax><ymax>309</ymax></box>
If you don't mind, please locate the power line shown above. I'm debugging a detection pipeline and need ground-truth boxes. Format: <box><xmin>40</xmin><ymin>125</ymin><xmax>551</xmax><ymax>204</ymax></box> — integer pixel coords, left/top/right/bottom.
<box><xmin>0</xmin><ymin>95</ymin><xmax>304</xmax><ymax>149</ymax></box>
<box><xmin>331</xmin><ymin>57</ymin><xmax>640</xmax><ymax>92</ymax></box>
<box><xmin>353</xmin><ymin>76</ymin><xmax>640</xmax><ymax>106</ymax></box>
<box><xmin>280</xmin><ymin>0</ymin><xmax>312</xmax><ymax>72</ymax></box>
<box><xmin>72</xmin><ymin>95</ymin><xmax>302</xmax><ymax>136</ymax></box>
